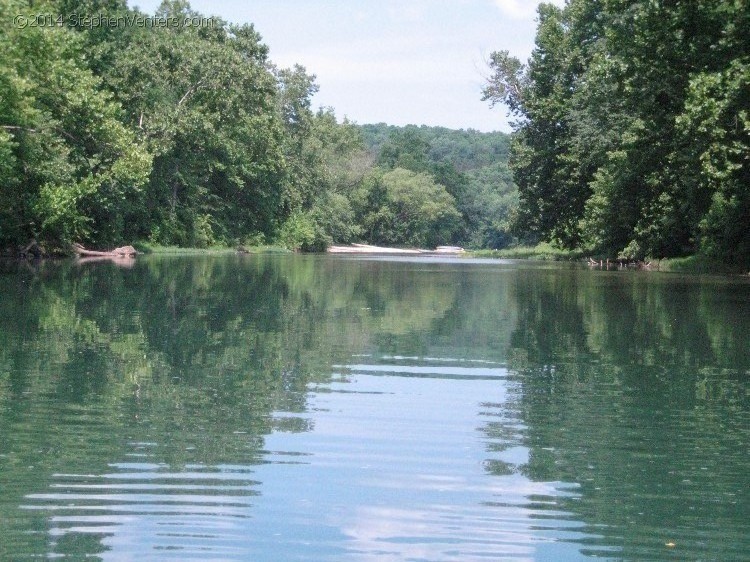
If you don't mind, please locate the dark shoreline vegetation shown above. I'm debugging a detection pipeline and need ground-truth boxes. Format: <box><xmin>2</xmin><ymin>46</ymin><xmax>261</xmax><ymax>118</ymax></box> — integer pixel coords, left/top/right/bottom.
<box><xmin>483</xmin><ymin>1</ymin><xmax>749</xmax><ymax>270</ymax></box>
<box><xmin>1</xmin><ymin>0</ymin><xmax>748</xmax><ymax>272</ymax></box>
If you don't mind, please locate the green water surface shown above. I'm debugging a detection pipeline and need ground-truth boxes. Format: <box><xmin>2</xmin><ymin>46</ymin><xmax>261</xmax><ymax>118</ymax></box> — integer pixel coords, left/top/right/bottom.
<box><xmin>0</xmin><ymin>255</ymin><xmax>747</xmax><ymax>561</ymax></box>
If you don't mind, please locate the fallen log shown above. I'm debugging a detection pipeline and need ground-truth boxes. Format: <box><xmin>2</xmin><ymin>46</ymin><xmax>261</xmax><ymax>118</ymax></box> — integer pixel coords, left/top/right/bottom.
<box><xmin>20</xmin><ymin>239</ymin><xmax>42</xmax><ymax>258</ymax></box>
<box><xmin>72</xmin><ymin>243</ymin><xmax>137</xmax><ymax>257</ymax></box>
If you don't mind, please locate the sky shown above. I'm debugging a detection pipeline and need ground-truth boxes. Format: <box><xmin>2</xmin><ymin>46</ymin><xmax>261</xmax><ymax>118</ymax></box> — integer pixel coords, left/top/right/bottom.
<box><xmin>128</xmin><ymin>1</ymin><xmax>565</xmax><ymax>132</ymax></box>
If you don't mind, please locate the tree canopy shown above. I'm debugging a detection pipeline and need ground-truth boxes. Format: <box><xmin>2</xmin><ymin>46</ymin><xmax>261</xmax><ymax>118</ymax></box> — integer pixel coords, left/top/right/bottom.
<box><xmin>1</xmin><ymin>0</ymin><xmax>515</xmax><ymax>254</ymax></box>
<box><xmin>484</xmin><ymin>0</ymin><xmax>749</xmax><ymax>266</ymax></box>
<box><xmin>359</xmin><ymin>124</ymin><xmax>517</xmax><ymax>248</ymax></box>
<box><xmin>7</xmin><ymin>0</ymin><xmax>743</xmax><ymax>263</ymax></box>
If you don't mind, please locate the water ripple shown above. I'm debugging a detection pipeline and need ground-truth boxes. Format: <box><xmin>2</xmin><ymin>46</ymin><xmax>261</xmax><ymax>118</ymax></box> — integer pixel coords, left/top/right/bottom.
<box><xmin>20</xmin><ymin>461</ymin><xmax>261</xmax><ymax>559</ymax></box>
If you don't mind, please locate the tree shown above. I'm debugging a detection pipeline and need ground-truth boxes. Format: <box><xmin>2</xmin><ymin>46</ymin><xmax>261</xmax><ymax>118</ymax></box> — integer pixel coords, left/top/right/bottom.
<box><xmin>484</xmin><ymin>3</ymin><xmax>592</xmax><ymax>248</ymax></box>
<box><xmin>362</xmin><ymin>168</ymin><xmax>461</xmax><ymax>248</ymax></box>
<box><xmin>378</xmin><ymin>128</ymin><xmax>431</xmax><ymax>171</ymax></box>
<box><xmin>485</xmin><ymin>0</ymin><xmax>750</xmax><ymax>265</ymax></box>
<box><xmin>274</xmin><ymin>103</ymin><xmax>371</xmax><ymax>251</ymax></box>
<box><xmin>360</xmin><ymin>123</ymin><xmax>516</xmax><ymax>248</ymax></box>
<box><xmin>102</xmin><ymin>2</ymin><xmax>285</xmax><ymax>246</ymax></box>
<box><xmin>0</xmin><ymin>0</ymin><xmax>151</xmax><ymax>250</ymax></box>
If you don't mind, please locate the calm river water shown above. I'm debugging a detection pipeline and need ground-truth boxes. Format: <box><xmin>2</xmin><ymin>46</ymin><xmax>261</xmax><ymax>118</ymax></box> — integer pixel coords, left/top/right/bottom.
<box><xmin>0</xmin><ymin>255</ymin><xmax>748</xmax><ymax>561</ymax></box>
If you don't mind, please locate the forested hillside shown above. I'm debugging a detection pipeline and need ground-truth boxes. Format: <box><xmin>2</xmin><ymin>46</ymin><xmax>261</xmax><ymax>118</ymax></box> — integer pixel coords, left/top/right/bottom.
<box><xmin>359</xmin><ymin>124</ymin><xmax>517</xmax><ymax>248</ymax></box>
<box><xmin>484</xmin><ymin>0</ymin><xmax>749</xmax><ymax>267</ymax></box>
<box><xmin>0</xmin><ymin>0</ymin><xmax>516</xmax><ymax>255</ymax></box>
<box><xmin>359</xmin><ymin>124</ymin><xmax>511</xmax><ymax>172</ymax></box>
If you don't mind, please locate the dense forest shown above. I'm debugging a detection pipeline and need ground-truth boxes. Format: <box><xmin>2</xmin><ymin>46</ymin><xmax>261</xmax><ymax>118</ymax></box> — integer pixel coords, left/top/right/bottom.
<box><xmin>0</xmin><ymin>0</ymin><xmax>516</xmax><ymax>255</ymax></box>
<box><xmin>484</xmin><ymin>0</ymin><xmax>749</xmax><ymax>267</ymax></box>
<box><xmin>3</xmin><ymin>0</ymin><xmax>747</xmax><ymax>266</ymax></box>
<box><xmin>358</xmin><ymin>124</ymin><xmax>517</xmax><ymax>249</ymax></box>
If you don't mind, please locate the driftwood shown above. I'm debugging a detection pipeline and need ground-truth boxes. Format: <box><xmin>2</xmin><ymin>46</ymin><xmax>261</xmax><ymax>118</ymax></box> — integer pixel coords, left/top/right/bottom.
<box><xmin>587</xmin><ymin>257</ymin><xmax>659</xmax><ymax>270</ymax></box>
<box><xmin>72</xmin><ymin>243</ymin><xmax>137</xmax><ymax>258</ymax></box>
<box><xmin>20</xmin><ymin>239</ymin><xmax>43</xmax><ymax>258</ymax></box>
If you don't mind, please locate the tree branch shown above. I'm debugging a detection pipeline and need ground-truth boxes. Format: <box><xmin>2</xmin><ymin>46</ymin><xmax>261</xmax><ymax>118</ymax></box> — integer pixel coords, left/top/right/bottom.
<box><xmin>1</xmin><ymin>125</ymin><xmax>39</xmax><ymax>133</ymax></box>
<box><xmin>178</xmin><ymin>78</ymin><xmax>207</xmax><ymax>107</ymax></box>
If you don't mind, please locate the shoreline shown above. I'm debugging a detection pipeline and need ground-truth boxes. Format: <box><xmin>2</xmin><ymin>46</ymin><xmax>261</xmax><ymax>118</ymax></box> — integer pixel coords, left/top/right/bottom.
<box><xmin>3</xmin><ymin>243</ymin><xmax>747</xmax><ymax>275</ymax></box>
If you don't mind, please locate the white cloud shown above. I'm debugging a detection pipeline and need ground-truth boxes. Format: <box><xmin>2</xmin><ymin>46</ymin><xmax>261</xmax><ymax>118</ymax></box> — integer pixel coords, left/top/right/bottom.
<box><xmin>129</xmin><ymin>0</ymin><xmax>535</xmax><ymax>131</ymax></box>
<box><xmin>386</xmin><ymin>1</ymin><xmax>430</xmax><ymax>23</ymax></box>
<box><xmin>337</xmin><ymin>504</ymin><xmax>540</xmax><ymax>562</ymax></box>
<box><xmin>493</xmin><ymin>0</ymin><xmax>566</xmax><ymax>20</ymax></box>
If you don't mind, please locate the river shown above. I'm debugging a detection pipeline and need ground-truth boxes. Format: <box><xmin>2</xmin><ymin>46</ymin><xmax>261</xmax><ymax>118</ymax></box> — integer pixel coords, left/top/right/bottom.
<box><xmin>0</xmin><ymin>254</ymin><xmax>748</xmax><ymax>560</ymax></box>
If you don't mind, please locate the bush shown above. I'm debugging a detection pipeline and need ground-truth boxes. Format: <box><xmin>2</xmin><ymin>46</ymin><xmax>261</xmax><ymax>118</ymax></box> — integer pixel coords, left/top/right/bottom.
<box><xmin>276</xmin><ymin>212</ymin><xmax>317</xmax><ymax>251</ymax></box>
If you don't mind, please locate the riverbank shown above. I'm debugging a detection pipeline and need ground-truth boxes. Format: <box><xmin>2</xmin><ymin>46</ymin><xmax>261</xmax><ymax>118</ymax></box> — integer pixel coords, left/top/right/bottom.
<box><xmin>467</xmin><ymin>243</ymin><xmax>748</xmax><ymax>274</ymax></box>
<box><xmin>132</xmin><ymin>243</ymin><xmax>292</xmax><ymax>255</ymax></box>
<box><xmin>6</xmin><ymin>241</ymin><xmax>747</xmax><ymax>275</ymax></box>
<box><xmin>655</xmin><ymin>255</ymin><xmax>746</xmax><ymax>274</ymax></box>
<box><xmin>467</xmin><ymin>243</ymin><xmax>585</xmax><ymax>261</ymax></box>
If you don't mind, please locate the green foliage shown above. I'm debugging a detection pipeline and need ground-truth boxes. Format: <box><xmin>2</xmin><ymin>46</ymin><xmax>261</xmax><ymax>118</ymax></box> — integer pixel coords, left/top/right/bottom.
<box><xmin>471</xmin><ymin>242</ymin><xmax>584</xmax><ymax>261</ymax></box>
<box><xmin>1</xmin><ymin>0</ymin><xmax>516</xmax><ymax>254</ymax></box>
<box><xmin>657</xmin><ymin>254</ymin><xmax>741</xmax><ymax>275</ymax></box>
<box><xmin>273</xmin><ymin>98</ymin><xmax>371</xmax><ymax>249</ymax></box>
<box><xmin>307</xmin><ymin>191</ymin><xmax>361</xmax><ymax>249</ymax></box>
<box><xmin>360</xmin><ymin>124</ymin><xmax>517</xmax><ymax>248</ymax></box>
<box><xmin>377</xmin><ymin>128</ymin><xmax>431</xmax><ymax>171</ymax></box>
<box><xmin>276</xmin><ymin>211</ymin><xmax>317</xmax><ymax>251</ymax></box>
<box><xmin>485</xmin><ymin>0</ymin><xmax>750</xmax><ymax>266</ymax></box>
<box><xmin>0</xmin><ymin>0</ymin><xmax>152</xmax><ymax>250</ymax></box>
<box><xmin>360</xmin><ymin>168</ymin><xmax>461</xmax><ymax>248</ymax></box>
<box><xmin>361</xmin><ymin>123</ymin><xmax>512</xmax><ymax>173</ymax></box>
<box><xmin>678</xmin><ymin>58</ymin><xmax>750</xmax><ymax>267</ymax></box>
<box><xmin>462</xmin><ymin>162</ymin><xmax>518</xmax><ymax>249</ymax></box>
<box><xmin>0</xmin><ymin>0</ymin><xmax>307</xmax><ymax>252</ymax></box>
<box><xmin>104</xmin><ymin>6</ymin><xmax>286</xmax><ymax>245</ymax></box>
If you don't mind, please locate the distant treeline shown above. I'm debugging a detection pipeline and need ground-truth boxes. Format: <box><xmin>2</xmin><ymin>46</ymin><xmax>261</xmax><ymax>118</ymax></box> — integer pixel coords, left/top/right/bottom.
<box><xmin>484</xmin><ymin>0</ymin><xmax>749</xmax><ymax>267</ymax></box>
<box><xmin>0</xmin><ymin>0</ymin><xmax>515</xmax><ymax>254</ymax></box>
<box><xmin>358</xmin><ymin>124</ymin><xmax>517</xmax><ymax>249</ymax></box>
